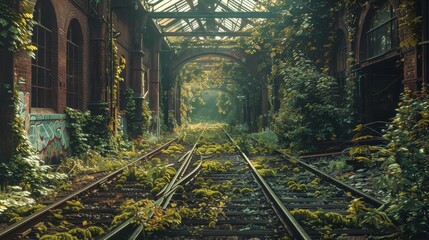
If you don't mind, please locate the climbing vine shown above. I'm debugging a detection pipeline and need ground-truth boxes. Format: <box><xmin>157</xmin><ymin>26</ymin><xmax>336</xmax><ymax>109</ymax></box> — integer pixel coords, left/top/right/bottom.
<box><xmin>0</xmin><ymin>0</ymin><xmax>67</xmax><ymax>197</ymax></box>
<box><xmin>0</xmin><ymin>0</ymin><xmax>36</xmax><ymax>55</ymax></box>
<box><xmin>240</xmin><ymin>0</ymin><xmax>356</xmax><ymax>146</ymax></box>
<box><xmin>65</xmin><ymin>105</ymin><xmax>121</xmax><ymax>156</ymax></box>
<box><xmin>123</xmin><ymin>88</ymin><xmax>151</xmax><ymax>137</ymax></box>
<box><xmin>376</xmin><ymin>91</ymin><xmax>429</xmax><ymax>238</ymax></box>
<box><xmin>112</xmin><ymin>40</ymin><xmax>126</xmax><ymax>109</ymax></box>
<box><xmin>0</xmin><ymin>84</ymin><xmax>67</xmax><ymax>196</ymax></box>
<box><xmin>398</xmin><ymin>0</ymin><xmax>422</xmax><ymax>48</ymax></box>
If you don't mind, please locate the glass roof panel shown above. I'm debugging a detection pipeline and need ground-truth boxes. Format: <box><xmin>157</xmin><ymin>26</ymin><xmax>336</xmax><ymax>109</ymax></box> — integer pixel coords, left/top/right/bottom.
<box><xmin>146</xmin><ymin>0</ymin><xmax>264</xmax><ymax>42</ymax></box>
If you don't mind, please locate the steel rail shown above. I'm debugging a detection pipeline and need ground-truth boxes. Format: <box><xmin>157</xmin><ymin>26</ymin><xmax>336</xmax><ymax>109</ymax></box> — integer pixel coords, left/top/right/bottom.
<box><xmin>300</xmin><ymin>151</ymin><xmax>346</xmax><ymax>159</ymax></box>
<box><xmin>127</xmin><ymin>162</ymin><xmax>204</xmax><ymax>240</ymax></box>
<box><xmin>283</xmin><ymin>153</ymin><xmax>385</xmax><ymax>207</ymax></box>
<box><xmin>101</xmin><ymin>125</ymin><xmax>208</xmax><ymax>240</ymax></box>
<box><xmin>246</xmin><ymin>134</ymin><xmax>385</xmax><ymax>207</ymax></box>
<box><xmin>99</xmin><ymin>198</ymin><xmax>164</xmax><ymax>240</ymax></box>
<box><xmin>160</xmin><ymin>124</ymin><xmax>207</xmax><ymax>205</ymax></box>
<box><xmin>0</xmin><ymin>138</ymin><xmax>177</xmax><ymax>240</ymax></box>
<box><xmin>222</xmin><ymin>129</ymin><xmax>312</xmax><ymax>240</ymax></box>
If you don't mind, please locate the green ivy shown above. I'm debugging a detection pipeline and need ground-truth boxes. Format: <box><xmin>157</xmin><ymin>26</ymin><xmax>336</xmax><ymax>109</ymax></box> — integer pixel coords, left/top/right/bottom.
<box><xmin>123</xmin><ymin>88</ymin><xmax>150</xmax><ymax>138</ymax></box>
<box><xmin>398</xmin><ymin>0</ymin><xmax>422</xmax><ymax>48</ymax></box>
<box><xmin>64</xmin><ymin>108</ymin><xmax>90</xmax><ymax>157</ymax></box>
<box><xmin>65</xmin><ymin>105</ymin><xmax>120</xmax><ymax>156</ymax></box>
<box><xmin>0</xmin><ymin>85</ymin><xmax>67</xmax><ymax>196</ymax></box>
<box><xmin>112</xmin><ymin>40</ymin><xmax>126</xmax><ymax>109</ymax></box>
<box><xmin>0</xmin><ymin>0</ymin><xmax>36</xmax><ymax>56</ymax></box>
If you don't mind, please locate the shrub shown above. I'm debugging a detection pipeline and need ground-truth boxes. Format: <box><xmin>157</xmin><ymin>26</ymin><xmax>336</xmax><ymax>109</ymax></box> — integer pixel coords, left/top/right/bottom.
<box><xmin>274</xmin><ymin>54</ymin><xmax>352</xmax><ymax>151</ymax></box>
<box><xmin>375</xmin><ymin>91</ymin><xmax>429</xmax><ymax>238</ymax></box>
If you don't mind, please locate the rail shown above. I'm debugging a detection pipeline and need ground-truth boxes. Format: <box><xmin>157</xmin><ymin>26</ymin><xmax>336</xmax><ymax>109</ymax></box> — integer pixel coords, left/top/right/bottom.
<box><xmin>246</xmin><ymin>134</ymin><xmax>385</xmax><ymax>207</ymax></box>
<box><xmin>222</xmin><ymin>128</ymin><xmax>312</xmax><ymax>240</ymax></box>
<box><xmin>0</xmin><ymin>138</ymin><xmax>177</xmax><ymax>240</ymax></box>
<box><xmin>100</xmin><ymin>124</ymin><xmax>208</xmax><ymax>240</ymax></box>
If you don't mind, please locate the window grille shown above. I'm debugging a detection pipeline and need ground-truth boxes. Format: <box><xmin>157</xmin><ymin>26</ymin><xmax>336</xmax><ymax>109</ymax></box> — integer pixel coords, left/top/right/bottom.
<box><xmin>363</xmin><ymin>1</ymin><xmax>399</xmax><ymax>59</ymax></box>
<box><xmin>31</xmin><ymin>2</ymin><xmax>53</xmax><ymax>108</ymax></box>
<box><xmin>66</xmin><ymin>20</ymin><xmax>83</xmax><ymax>109</ymax></box>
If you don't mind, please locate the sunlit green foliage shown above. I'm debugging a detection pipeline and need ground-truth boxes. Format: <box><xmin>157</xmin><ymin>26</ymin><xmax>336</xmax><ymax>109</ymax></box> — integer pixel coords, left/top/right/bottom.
<box><xmin>161</xmin><ymin>142</ymin><xmax>185</xmax><ymax>155</ymax></box>
<box><xmin>198</xmin><ymin>160</ymin><xmax>233</xmax><ymax>174</ymax></box>
<box><xmin>177</xmin><ymin>59</ymin><xmax>257</xmax><ymax>125</ymax></box>
<box><xmin>273</xmin><ymin>55</ymin><xmax>351</xmax><ymax>151</ymax></box>
<box><xmin>0</xmin><ymin>0</ymin><xmax>36</xmax><ymax>55</ymax></box>
<box><xmin>38</xmin><ymin>226</ymin><xmax>105</xmax><ymax>240</ymax></box>
<box><xmin>124</xmin><ymin>88</ymin><xmax>151</xmax><ymax>137</ymax></box>
<box><xmin>65</xmin><ymin>106</ymin><xmax>127</xmax><ymax>156</ymax></box>
<box><xmin>340</xmin><ymin>91</ymin><xmax>429</xmax><ymax>238</ymax></box>
<box><xmin>111</xmin><ymin>199</ymin><xmax>181</xmax><ymax>232</ymax></box>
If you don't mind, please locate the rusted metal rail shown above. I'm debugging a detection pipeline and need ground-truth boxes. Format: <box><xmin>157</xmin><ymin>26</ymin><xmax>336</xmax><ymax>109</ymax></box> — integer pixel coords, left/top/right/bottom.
<box><xmin>100</xmin><ymin>124</ymin><xmax>208</xmax><ymax>240</ymax></box>
<box><xmin>0</xmin><ymin>138</ymin><xmax>177</xmax><ymax>240</ymax></box>
<box><xmin>246</xmin><ymin>134</ymin><xmax>385</xmax><ymax>207</ymax></box>
<box><xmin>223</xmin><ymin>129</ymin><xmax>312</xmax><ymax>240</ymax></box>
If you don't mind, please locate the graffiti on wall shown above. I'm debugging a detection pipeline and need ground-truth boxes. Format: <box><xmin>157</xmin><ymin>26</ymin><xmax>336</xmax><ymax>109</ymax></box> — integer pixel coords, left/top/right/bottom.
<box><xmin>18</xmin><ymin>91</ymin><xmax>30</xmax><ymax>128</ymax></box>
<box><xmin>28</xmin><ymin>114</ymin><xmax>70</xmax><ymax>164</ymax></box>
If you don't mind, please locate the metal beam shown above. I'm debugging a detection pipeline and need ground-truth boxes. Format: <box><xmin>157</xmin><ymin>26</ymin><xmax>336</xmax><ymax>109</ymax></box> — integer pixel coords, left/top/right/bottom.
<box><xmin>150</xmin><ymin>12</ymin><xmax>277</xmax><ymax>19</ymax></box>
<box><xmin>162</xmin><ymin>31</ymin><xmax>251</xmax><ymax>36</ymax></box>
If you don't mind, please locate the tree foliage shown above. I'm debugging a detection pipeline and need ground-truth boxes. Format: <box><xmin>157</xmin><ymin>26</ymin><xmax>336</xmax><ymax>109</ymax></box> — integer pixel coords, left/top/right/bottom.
<box><xmin>240</xmin><ymin>0</ymin><xmax>355</xmax><ymax>148</ymax></box>
<box><xmin>177</xmin><ymin>60</ymin><xmax>253</xmax><ymax>124</ymax></box>
<box><xmin>274</xmin><ymin>55</ymin><xmax>351</xmax><ymax>151</ymax></box>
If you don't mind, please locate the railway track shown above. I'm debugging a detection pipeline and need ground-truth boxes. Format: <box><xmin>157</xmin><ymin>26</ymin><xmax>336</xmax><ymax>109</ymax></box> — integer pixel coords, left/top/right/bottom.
<box><xmin>239</xmin><ymin>133</ymin><xmax>392</xmax><ymax>239</ymax></box>
<box><xmin>99</xmin><ymin>125</ymin><xmax>388</xmax><ymax>239</ymax></box>
<box><xmin>145</xmin><ymin>125</ymin><xmax>297</xmax><ymax>239</ymax></box>
<box><xmin>1</xmin><ymin>125</ymin><xmax>391</xmax><ymax>240</ymax></box>
<box><xmin>300</xmin><ymin>153</ymin><xmax>389</xmax><ymax>200</ymax></box>
<box><xmin>0</xmin><ymin>138</ymin><xmax>178</xmax><ymax>240</ymax></box>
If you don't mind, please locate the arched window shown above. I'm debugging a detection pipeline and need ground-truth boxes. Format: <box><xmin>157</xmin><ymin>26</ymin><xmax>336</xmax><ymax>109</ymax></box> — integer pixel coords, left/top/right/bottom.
<box><xmin>32</xmin><ymin>0</ymin><xmax>56</xmax><ymax>108</ymax></box>
<box><xmin>66</xmin><ymin>19</ymin><xmax>83</xmax><ymax>109</ymax></box>
<box><xmin>334</xmin><ymin>31</ymin><xmax>347</xmax><ymax>88</ymax></box>
<box><xmin>362</xmin><ymin>1</ymin><xmax>399</xmax><ymax>60</ymax></box>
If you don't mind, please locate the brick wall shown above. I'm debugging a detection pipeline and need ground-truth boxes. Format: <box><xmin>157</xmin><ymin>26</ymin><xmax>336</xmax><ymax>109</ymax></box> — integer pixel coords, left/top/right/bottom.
<box><xmin>10</xmin><ymin>0</ymin><xmax>147</xmax><ymax>161</ymax></box>
<box><xmin>11</xmin><ymin>0</ymin><xmax>91</xmax><ymax>162</ymax></box>
<box><xmin>14</xmin><ymin>0</ymin><xmax>90</xmax><ymax>113</ymax></box>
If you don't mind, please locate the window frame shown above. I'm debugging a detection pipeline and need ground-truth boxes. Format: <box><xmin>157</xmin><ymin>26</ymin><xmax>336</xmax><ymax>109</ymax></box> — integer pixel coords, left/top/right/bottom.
<box><xmin>66</xmin><ymin>20</ymin><xmax>83</xmax><ymax>110</ymax></box>
<box><xmin>31</xmin><ymin>2</ymin><xmax>54</xmax><ymax>109</ymax></box>
<box><xmin>362</xmin><ymin>1</ymin><xmax>399</xmax><ymax>60</ymax></box>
